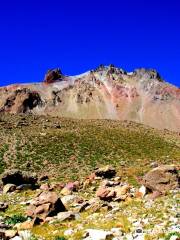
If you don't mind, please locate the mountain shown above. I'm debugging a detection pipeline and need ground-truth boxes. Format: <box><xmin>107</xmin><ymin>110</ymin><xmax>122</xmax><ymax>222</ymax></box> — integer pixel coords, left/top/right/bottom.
<box><xmin>0</xmin><ymin>65</ymin><xmax>180</xmax><ymax>131</ymax></box>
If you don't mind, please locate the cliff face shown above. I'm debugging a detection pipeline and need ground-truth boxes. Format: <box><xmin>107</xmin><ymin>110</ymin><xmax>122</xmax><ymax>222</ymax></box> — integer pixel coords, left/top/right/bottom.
<box><xmin>0</xmin><ymin>65</ymin><xmax>180</xmax><ymax>131</ymax></box>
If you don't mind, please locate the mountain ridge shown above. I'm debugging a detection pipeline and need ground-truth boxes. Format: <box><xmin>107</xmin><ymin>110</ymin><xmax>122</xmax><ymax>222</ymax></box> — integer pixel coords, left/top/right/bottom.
<box><xmin>0</xmin><ymin>65</ymin><xmax>180</xmax><ymax>131</ymax></box>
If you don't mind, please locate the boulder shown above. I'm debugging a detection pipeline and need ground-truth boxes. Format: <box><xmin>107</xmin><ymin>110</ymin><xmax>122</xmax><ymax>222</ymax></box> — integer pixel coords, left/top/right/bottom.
<box><xmin>27</xmin><ymin>191</ymin><xmax>66</xmax><ymax>221</ymax></box>
<box><xmin>1</xmin><ymin>169</ymin><xmax>37</xmax><ymax>187</ymax></box>
<box><xmin>95</xmin><ymin>166</ymin><xmax>116</xmax><ymax>179</ymax></box>
<box><xmin>142</xmin><ymin>165</ymin><xmax>179</xmax><ymax>193</ymax></box>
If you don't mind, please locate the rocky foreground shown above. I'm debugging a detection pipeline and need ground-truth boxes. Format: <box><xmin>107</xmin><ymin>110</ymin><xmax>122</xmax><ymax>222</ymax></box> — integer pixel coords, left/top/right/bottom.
<box><xmin>0</xmin><ymin>165</ymin><xmax>179</xmax><ymax>240</ymax></box>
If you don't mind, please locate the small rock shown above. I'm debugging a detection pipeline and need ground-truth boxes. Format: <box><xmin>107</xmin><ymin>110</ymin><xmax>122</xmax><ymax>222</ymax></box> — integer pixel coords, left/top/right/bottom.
<box><xmin>11</xmin><ymin>237</ymin><xmax>22</xmax><ymax>240</ymax></box>
<box><xmin>17</xmin><ymin>220</ymin><xmax>34</xmax><ymax>230</ymax></box>
<box><xmin>111</xmin><ymin>228</ymin><xmax>123</xmax><ymax>237</ymax></box>
<box><xmin>148</xmin><ymin>190</ymin><xmax>162</xmax><ymax>200</ymax></box>
<box><xmin>115</xmin><ymin>185</ymin><xmax>130</xmax><ymax>197</ymax></box>
<box><xmin>150</xmin><ymin>162</ymin><xmax>159</xmax><ymax>168</ymax></box>
<box><xmin>3</xmin><ymin>184</ymin><xmax>16</xmax><ymax>194</ymax></box>
<box><xmin>95</xmin><ymin>165</ymin><xmax>116</xmax><ymax>179</ymax></box>
<box><xmin>135</xmin><ymin>228</ymin><xmax>143</xmax><ymax>233</ymax></box>
<box><xmin>60</xmin><ymin>187</ymin><xmax>72</xmax><ymax>196</ymax></box>
<box><xmin>57</xmin><ymin>211</ymin><xmax>79</xmax><ymax>221</ymax></box>
<box><xmin>40</xmin><ymin>183</ymin><xmax>51</xmax><ymax>191</ymax></box>
<box><xmin>96</xmin><ymin>187</ymin><xmax>116</xmax><ymax>201</ymax></box>
<box><xmin>5</xmin><ymin>229</ymin><xmax>17</xmax><ymax>238</ymax></box>
<box><xmin>60</xmin><ymin>181</ymin><xmax>79</xmax><ymax>195</ymax></box>
<box><xmin>61</xmin><ymin>195</ymin><xmax>82</xmax><ymax>206</ymax></box>
<box><xmin>64</xmin><ymin>229</ymin><xmax>74</xmax><ymax>236</ymax></box>
<box><xmin>39</xmin><ymin>175</ymin><xmax>49</xmax><ymax>182</ymax></box>
<box><xmin>84</xmin><ymin>229</ymin><xmax>114</xmax><ymax>240</ymax></box>
<box><xmin>51</xmin><ymin>183</ymin><xmax>65</xmax><ymax>191</ymax></box>
<box><xmin>0</xmin><ymin>202</ymin><xmax>8</xmax><ymax>212</ymax></box>
<box><xmin>136</xmin><ymin>185</ymin><xmax>146</xmax><ymax>198</ymax></box>
<box><xmin>16</xmin><ymin>184</ymin><xmax>33</xmax><ymax>191</ymax></box>
<box><xmin>76</xmin><ymin>202</ymin><xmax>90</xmax><ymax>213</ymax></box>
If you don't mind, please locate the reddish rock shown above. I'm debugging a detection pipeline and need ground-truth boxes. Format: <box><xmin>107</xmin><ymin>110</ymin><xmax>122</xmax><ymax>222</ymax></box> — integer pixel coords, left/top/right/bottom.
<box><xmin>142</xmin><ymin>165</ymin><xmax>179</xmax><ymax>194</ymax></box>
<box><xmin>40</xmin><ymin>183</ymin><xmax>51</xmax><ymax>191</ymax></box>
<box><xmin>27</xmin><ymin>191</ymin><xmax>66</xmax><ymax>221</ymax></box>
<box><xmin>44</xmin><ymin>68</ymin><xmax>63</xmax><ymax>84</ymax></box>
<box><xmin>61</xmin><ymin>181</ymin><xmax>80</xmax><ymax>195</ymax></box>
<box><xmin>96</xmin><ymin>187</ymin><xmax>116</xmax><ymax>201</ymax></box>
<box><xmin>148</xmin><ymin>191</ymin><xmax>162</xmax><ymax>200</ymax></box>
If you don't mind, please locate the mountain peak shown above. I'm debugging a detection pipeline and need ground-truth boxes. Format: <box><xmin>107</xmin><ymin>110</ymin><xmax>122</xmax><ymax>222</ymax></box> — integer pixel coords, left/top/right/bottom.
<box><xmin>0</xmin><ymin>66</ymin><xmax>179</xmax><ymax>132</ymax></box>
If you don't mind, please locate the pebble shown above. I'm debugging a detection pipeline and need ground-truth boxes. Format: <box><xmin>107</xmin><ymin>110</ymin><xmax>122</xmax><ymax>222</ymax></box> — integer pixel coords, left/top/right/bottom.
<box><xmin>64</xmin><ymin>229</ymin><xmax>75</xmax><ymax>236</ymax></box>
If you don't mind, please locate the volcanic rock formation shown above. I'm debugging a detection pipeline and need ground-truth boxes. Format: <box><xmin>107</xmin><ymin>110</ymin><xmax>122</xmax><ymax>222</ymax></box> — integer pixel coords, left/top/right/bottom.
<box><xmin>0</xmin><ymin>65</ymin><xmax>180</xmax><ymax>131</ymax></box>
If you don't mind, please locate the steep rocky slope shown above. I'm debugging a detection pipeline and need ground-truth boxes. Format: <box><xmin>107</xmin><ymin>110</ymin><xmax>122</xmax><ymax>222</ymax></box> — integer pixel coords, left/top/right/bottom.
<box><xmin>0</xmin><ymin>65</ymin><xmax>180</xmax><ymax>131</ymax></box>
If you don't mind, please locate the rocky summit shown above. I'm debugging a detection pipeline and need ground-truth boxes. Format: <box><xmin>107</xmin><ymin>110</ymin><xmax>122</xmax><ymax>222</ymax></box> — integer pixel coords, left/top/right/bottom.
<box><xmin>0</xmin><ymin>65</ymin><xmax>180</xmax><ymax>131</ymax></box>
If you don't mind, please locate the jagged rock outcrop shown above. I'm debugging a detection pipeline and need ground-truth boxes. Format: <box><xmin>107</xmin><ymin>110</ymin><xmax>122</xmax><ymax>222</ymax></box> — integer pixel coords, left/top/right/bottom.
<box><xmin>0</xmin><ymin>88</ymin><xmax>42</xmax><ymax>114</ymax></box>
<box><xmin>0</xmin><ymin>65</ymin><xmax>180</xmax><ymax>131</ymax></box>
<box><xmin>44</xmin><ymin>68</ymin><xmax>63</xmax><ymax>83</ymax></box>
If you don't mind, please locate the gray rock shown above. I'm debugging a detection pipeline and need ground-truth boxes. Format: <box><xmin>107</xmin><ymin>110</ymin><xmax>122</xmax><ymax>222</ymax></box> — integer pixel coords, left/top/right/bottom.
<box><xmin>61</xmin><ymin>195</ymin><xmax>80</xmax><ymax>206</ymax></box>
<box><xmin>0</xmin><ymin>202</ymin><xmax>8</xmax><ymax>212</ymax></box>
<box><xmin>57</xmin><ymin>211</ymin><xmax>79</xmax><ymax>221</ymax></box>
<box><xmin>84</xmin><ymin>229</ymin><xmax>114</xmax><ymax>240</ymax></box>
<box><xmin>3</xmin><ymin>184</ymin><xmax>16</xmax><ymax>194</ymax></box>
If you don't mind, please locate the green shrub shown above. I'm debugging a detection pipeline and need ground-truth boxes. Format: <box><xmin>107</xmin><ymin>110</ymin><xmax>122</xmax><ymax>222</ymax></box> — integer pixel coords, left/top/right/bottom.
<box><xmin>54</xmin><ymin>237</ymin><xmax>67</xmax><ymax>240</ymax></box>
<box><xmin>5</xmin><ymin>214</ymin><xmax>28</xmax><ymax>225</ymax></box>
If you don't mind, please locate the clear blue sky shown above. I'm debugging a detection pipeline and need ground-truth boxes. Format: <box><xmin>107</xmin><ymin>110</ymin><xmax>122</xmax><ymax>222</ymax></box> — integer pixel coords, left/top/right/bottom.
<box><xmin>0</xmin><ymin>0</ymin><xmax>179</xmax><ymax>87</ymax></box>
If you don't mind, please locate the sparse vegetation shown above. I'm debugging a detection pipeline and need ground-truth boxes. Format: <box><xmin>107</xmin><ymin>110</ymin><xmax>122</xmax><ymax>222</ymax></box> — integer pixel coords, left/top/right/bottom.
<box><xmin>54</xmin><ymin>237</ymin><xmax>67</xmax><ymax>240</ymax></box>
<box><xmin>0</xmin><ymin>114</ymin><xmax>179</xmax><ymax>182</ymax></box>
<box><xmin>0</xmin><ymin>114</ymin><xmax>179</xmax><ymax>240</ymax></box>
<box><xmin>5</xmin><ymin>214</ymin><xmax>28</xmax><ymax>225</ymax></box>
